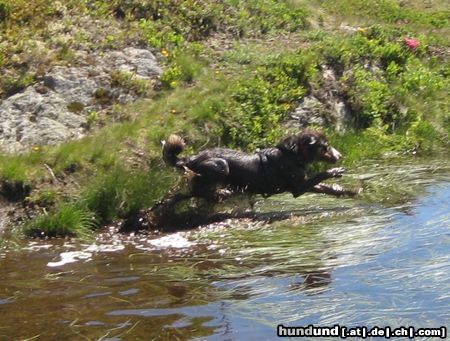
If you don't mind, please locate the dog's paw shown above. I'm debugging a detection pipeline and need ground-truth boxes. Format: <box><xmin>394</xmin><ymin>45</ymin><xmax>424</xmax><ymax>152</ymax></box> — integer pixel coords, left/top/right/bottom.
<box><xmin>327</xmin><ymin>167</ymin><xmax>346</xmax><ymax>178</ymax></box>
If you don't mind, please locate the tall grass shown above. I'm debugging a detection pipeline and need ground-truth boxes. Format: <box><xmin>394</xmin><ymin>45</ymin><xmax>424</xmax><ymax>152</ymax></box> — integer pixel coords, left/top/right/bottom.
<box><xmin>83</xmin><ymin>166</ymin><xmax>175</xmax><ymax>225</ymax></box>
<box><xmin>23</xmin><ymin>204</ymin><xmax>96</xmax><ymax>239</ymax></box>
<box><xmin>23</xmin><ymin>166</ymin><xmax>175</xmax><ymax>238</ymax></box>
<box><xmin>0</xmin><ymin>157</ymin><xmax>28</xmax><ymax>183</ymax></box>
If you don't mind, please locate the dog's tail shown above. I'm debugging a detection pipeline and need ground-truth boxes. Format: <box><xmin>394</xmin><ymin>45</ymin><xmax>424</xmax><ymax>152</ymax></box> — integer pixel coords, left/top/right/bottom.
<box><xmin>162</xmin><ymin>134</ymin><xmax>186</xmax><ymax>168</ymax></box>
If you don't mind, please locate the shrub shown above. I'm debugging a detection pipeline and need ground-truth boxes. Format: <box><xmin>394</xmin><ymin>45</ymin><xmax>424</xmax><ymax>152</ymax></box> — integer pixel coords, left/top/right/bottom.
<box><xmin>217</xmin><ymin>52</ymin><xmax>316</xmax><ymax>149</ymax></box>
<box><xmin>342</xmin><ymin>66</ymin><xmax>393</xmax><ymax>127</ymax></box>
<box><xmin>406</xmin><ymin>118</ymin><xmax>439</xmax><ymax>152</ymax></box>
<box><xmin>160</xmin><ymin>50</ymin><xmax>205</xmax><ymax>88</ymax></box>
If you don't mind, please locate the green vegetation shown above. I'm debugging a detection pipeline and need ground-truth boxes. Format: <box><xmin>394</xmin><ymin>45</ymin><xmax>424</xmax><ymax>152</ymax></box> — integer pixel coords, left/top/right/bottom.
<box><xmin>110</xmin><ymin>70</ymin><xmax>151</xmax><ymax>96</ymax></box>
<box><xmin>0</xmin><ymin>157</ymin><xmax>28</xmax><ymax>183</ymax></box>
<box><xmin>23</xmin><ymin>204</ymin><xmax>96</xmax><ymax>238</ymax></box>
<box><xmin>0</xmin><ymin>0</ymin><xmax>448</xmax><ymax>237</ymax></box>
<box><xmin>318</xmin><ymin>0</ymin><xmax>449</xmax><ymax>32</ymax></box>
<box><xmin>83</xmin><ymin>166</ymin><xmax>174</xmax><ymax>225</ymax></box>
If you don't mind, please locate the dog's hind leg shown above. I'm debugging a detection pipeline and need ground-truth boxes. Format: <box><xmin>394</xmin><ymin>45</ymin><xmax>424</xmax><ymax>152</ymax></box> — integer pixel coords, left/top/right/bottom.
<box><xmin>189</xmin><ymin>157</ymin><xmax>230</xmax><ymax>199</ymax></box>
<box><xmin>190</xmin><ymin>176</ymin><xmax>221</xmax><ymax>201</ymax></box>
<box><xmin>190</xmin><ymin>158</ymin><xmax>230</xmax><ymax>181</ymax></box>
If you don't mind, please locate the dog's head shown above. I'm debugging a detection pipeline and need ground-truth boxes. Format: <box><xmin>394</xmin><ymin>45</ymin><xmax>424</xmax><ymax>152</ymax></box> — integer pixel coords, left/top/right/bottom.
<box><xmin>277</xmin><ymin>129</ymin><xmax>342</xmax><ymax>163</ymax></box>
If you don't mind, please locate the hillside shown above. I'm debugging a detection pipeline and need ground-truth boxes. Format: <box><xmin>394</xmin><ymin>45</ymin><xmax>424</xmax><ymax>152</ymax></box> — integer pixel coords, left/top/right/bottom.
<box><xmin>0</xmin><ymin>0</ymin><xmax>448</xmax><ymax>238</ymax></box>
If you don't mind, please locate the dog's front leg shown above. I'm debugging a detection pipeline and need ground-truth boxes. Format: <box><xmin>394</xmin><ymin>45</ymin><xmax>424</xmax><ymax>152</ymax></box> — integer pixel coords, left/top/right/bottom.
<box><xmin>292</xmin><ymin>167</ymin><xmax>345</xmax><ymax>198</ymax></box>
<box><xmin>308</xmin><ymin>182</ymin><xmax>359</xmax><ymax>197</ymax></box>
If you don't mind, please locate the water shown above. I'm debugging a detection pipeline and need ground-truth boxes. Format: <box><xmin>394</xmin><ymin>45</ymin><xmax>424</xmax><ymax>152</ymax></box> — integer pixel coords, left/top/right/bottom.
<box><xmin>0</xmin><ymin>158</ymin><xmax>449</xmax><ymax>340</ymax></box>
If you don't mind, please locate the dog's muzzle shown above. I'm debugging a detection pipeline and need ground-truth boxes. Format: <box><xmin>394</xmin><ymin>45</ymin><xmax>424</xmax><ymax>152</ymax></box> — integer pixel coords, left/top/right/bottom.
<box><xmin>325</xmin><ymin>147</ymin><xmax>342</xmax><ymax>163</ymax></box>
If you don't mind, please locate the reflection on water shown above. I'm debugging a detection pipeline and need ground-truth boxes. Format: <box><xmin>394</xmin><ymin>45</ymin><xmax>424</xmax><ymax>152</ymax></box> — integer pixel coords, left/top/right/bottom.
<box><xmin>0</xmin><ymin>158</ymin><xmax>449</xmax><ymax>339</ymax></box>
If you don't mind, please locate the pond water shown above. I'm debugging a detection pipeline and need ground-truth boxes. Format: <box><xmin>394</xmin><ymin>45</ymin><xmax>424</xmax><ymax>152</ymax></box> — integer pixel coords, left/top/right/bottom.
<box><xmin>0</xmin><ymin>158</ymin><xmax>449</xmax><ymax>340</ymax></box>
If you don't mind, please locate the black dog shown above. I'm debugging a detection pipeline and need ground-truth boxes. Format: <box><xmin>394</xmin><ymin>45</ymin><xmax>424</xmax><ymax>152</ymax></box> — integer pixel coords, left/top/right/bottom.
<box><xmin>161</xmin><ymin>129</ymin><xmax>357</xmax><ymax>205</ymax></box>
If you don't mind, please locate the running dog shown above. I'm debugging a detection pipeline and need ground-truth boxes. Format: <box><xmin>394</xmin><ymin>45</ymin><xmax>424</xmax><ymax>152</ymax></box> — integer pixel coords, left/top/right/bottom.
<box><xmin>161</xmin><ymin>129</ymin><xmax>357</xmax><ymax>205</ymax></box>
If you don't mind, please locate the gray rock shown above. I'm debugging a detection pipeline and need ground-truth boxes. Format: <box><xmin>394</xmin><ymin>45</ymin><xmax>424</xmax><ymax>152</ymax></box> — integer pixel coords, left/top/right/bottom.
<box><xmin>0</xmin><ymin>48</ymin><xmax>161</xmax><ymax>153</ymax></box>
<box><xmin>107</xmin><ymin>47</ymin><xmax>161</xmax><ymax>78</ymax></box>
<box><xmin>288</xmin><ymin>65</ymin><xmax>352</xmax><ymax>131</ymax></box>
<box><xmin>319</xmin><ymin>66</ymin><xmax>352</xmax><ymax>131</ymax></box>
<box><xmin>289</xmin><ymin>96</ymin><xmax>327</xmax><ymax>127</ymax></box>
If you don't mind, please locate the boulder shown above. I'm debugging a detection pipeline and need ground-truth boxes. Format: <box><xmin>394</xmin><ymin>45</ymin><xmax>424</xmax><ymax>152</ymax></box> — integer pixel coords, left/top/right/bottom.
<box><xmin>288</xmin><ymin>65</ymin><xmax>352</xmax><ymax>131</ymax></box>
<box><xmin>0</xmin><ymin>48</ymin><xmax>161</xmax><ymax>153</ymax></box>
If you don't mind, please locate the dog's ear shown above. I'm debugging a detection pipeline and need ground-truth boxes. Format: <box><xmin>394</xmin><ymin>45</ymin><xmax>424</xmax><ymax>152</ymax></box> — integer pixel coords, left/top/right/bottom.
<box><xmin>277</xmin><ymin>135</ymin><xmax>299</xmax><ymax>153</ymax></box>
<box><xmin>300</xmin><ymin>129</ymin><xmax>326</xmax><ymax>148</ymax></box>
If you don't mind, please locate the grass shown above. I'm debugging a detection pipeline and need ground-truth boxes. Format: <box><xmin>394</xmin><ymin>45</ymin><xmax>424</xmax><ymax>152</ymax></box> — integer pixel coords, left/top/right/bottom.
<box><xmin>314</xmin><ymin>0</ymin><xmax>449</xmax><ymax>35</ymax></box>
<box><xmin>0</xmin><ymin>0</ymin><xmax>449</xmax><ymax>238</ymax></box>
<box><xmin>82</xmin><ymin>166</ymin><xmax>174</xmax><ymax>225</ymax></box>
<box><xmin>23</xmin><ymin>204</ymin><xmax>96</xmax><ymax>239</ymax></box>
<box><xmin>0</xmin><ymin>157</ymin><xmax>28</xmax><ymax>183</ymax></box>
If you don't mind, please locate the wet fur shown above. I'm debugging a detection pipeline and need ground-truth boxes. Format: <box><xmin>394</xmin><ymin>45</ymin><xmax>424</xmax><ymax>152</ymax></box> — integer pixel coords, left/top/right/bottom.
<box><xmin>161</xmin><ymin>129</ymin><xmax>356</xmax><ymax>205</ymax></box>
